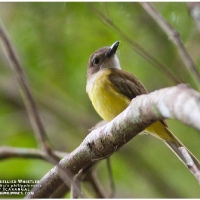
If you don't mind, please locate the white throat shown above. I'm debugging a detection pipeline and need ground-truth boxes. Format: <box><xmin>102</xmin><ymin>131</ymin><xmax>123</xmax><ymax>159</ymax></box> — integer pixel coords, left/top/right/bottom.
<box><xmin>100</xmin><ymin>54</ymin><xmax>121</xmax><ymax>70</ymax></box>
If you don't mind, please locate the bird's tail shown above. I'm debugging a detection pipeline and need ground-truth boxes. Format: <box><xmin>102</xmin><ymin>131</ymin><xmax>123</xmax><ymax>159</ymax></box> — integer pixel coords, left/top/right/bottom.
<box><xmin>146</xmin><ymin>121</ymin><xmax>200</xmax><ymax>182</ymax></box>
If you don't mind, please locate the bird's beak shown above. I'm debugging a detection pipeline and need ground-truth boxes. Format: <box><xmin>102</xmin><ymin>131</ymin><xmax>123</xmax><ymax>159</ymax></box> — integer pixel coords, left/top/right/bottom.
<box><xmin>106</xmin><ymin>41</ymin><xmax>119</xmax><ymax>57</ymax></box>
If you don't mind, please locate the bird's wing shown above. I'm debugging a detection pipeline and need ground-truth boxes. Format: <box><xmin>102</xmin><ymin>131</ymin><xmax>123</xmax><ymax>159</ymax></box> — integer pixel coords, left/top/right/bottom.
<box><xmin>109</xmin><ymin>68</ymin><xmax>168</xmax><ymax>127</ymax></box>
<box><xmin>109</xmin><ymin>68</ymin><xmax>148</xmax><ymax>100</ymax></box>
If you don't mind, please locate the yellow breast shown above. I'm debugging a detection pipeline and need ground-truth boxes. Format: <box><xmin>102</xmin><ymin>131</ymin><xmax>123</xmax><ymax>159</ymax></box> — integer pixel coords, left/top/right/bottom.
<box><xmin>86</xmin><ymin>69</ymin><xmax>130</xmax><ymax>121</ymax></box>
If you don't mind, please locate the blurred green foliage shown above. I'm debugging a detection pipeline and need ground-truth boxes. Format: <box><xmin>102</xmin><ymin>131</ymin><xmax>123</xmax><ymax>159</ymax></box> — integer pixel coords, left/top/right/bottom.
<box><xmin>0</xmin><ymin>2</ymin><xmax>200</xmax><ymax>198</ymax></box>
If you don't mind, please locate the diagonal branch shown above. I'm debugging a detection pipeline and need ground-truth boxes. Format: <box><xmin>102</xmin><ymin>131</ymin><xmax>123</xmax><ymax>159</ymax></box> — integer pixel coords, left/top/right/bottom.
<box><xmin>140</xmin><ymin>2</ymin><xmax>200</xmax><ymax>89</ymax></box>
<box><xmin>0</xmin><ymin>19</ymin><xmax>83</xmax><ymax>197</ymax></box>
<box><xmin>26</xmin><ymin>84</ymin><xmax>200</xmax><ymax>198</ymax></box>
<box><xmin>0</xmin><ymin>20</ymin><xmax>53</xmax><ymax>156</ymax></box>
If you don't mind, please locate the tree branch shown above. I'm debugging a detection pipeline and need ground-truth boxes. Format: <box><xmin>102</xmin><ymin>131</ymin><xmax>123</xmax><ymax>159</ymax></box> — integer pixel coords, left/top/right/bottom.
<box><xmin>0</xmin><ymin>20</ymin><xmax>57</xmax><ymax>161</ymax></box>
<box><xmin>26</xmin><ymin>84</ymin><xmax>200</xmax><ymax>198</ymax></box>
<box><xmin>140</xmin><ymin>2</ymin><xmax>200</xmax><ymax>88</ymax></box>
<box><xmin>0</xmin><ymin>146</ymin><xmax>68</xmax><ymax>160</ymax></box>
<box><xmin>85</xmin><ymin>169</ymin><xmax>106</xmax><ymax>198</ymax></box>
<box><xmin>0</xmin><ymin>19</ymin><xmax>82</xmax><ymax>196</ymax></box>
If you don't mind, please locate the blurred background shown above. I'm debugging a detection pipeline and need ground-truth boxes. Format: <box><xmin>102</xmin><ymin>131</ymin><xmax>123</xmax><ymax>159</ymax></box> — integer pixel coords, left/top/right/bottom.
<box><xmin>0</xmin><ymin>2</ymin><xmax>200</xmax><ymax>198</ymax></box>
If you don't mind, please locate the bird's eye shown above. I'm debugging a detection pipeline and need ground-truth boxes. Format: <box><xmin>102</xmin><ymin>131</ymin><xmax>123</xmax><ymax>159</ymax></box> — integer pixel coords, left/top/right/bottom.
<box><xmin>93</xmin><ymin>57</ymin><xmax>100</xmax><ymax>65</ymax></box>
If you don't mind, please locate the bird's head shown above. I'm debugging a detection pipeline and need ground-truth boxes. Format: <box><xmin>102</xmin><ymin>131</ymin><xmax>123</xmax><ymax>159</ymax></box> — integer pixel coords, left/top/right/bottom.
<box><xmin>87</xmin><ymin>41</ymin><xmax>120</xmax><ymax>79</ymax></box>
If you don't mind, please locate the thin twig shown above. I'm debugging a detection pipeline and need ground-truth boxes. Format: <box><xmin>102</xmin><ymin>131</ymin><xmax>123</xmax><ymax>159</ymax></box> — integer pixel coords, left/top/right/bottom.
<box><xmin>0</xmin><ymin>19</ymin><xmax>84</xmax><ymax>198</ymax></box>
<box><xmin>106</xmin><ymin>158</ymin><xmax>115</xmax><ymax>198</ymax></box>
<box><xmin>0</xmin><ymin>20</ymin><xmax>63</xmax><ymax>176</ymax></box>
<box><xmin>70</xmin><ymin>164</ymin><xmax>92</xmax><ymax>198</ymax></box>
<box><xmin>0</xmin><ymin>146</ymin><xmax>68</xmax><ymax>160</ymax></box>
<box><xmin>140</xmin><ymin>2</ymin><xmax>200</xmax><ymax>89</ymax></box>
<box><xmin>50</xmin><ymin>183</ymin><xmax>69</xmax><ymax>198</ymax></box>
<box><xmin>0</xmin><ymin>20</ymin><xmax>52</xmax><ymax>155</ymax></box>
<box><xmin>86</xmin><ymin>169</ymin><xmax>106</xmax><ymax>198</ymax></box>
<box><xmin>88</xmin><ymin>4</ymin><xmax>182</xmax><ymax>84</ymax></box>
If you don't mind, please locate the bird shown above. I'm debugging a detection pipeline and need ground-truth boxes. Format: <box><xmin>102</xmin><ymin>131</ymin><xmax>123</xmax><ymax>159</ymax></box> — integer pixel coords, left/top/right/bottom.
<box><xmin>86</xmin><ymin>41</ymin><xmax>200</xmax><ymax>173</ymax></box>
